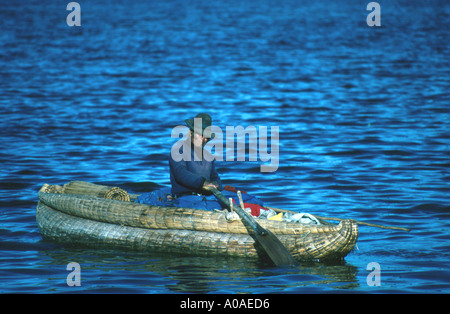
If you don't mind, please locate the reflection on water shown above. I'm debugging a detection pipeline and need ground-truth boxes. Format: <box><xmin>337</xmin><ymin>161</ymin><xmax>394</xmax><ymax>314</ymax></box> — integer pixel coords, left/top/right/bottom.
<box><xmin>37</xmin><ymin>247</ymin><xmax>358</xmax><ymax>294</ymax></box>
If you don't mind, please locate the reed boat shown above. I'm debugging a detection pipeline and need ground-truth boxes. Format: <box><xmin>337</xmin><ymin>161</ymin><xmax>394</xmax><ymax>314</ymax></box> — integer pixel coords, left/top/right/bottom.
<box><xmin>36</xmin><ymin>181</ymin><xmax>358</xmax><ymax>262</ymax></box>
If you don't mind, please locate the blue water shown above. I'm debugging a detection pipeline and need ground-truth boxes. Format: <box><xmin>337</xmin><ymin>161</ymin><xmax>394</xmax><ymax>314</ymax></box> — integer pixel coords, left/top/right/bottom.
<box><xmin>1</xmin><ymin>0</ymin><xmax>449</xmax><ymax>294</ymax></box>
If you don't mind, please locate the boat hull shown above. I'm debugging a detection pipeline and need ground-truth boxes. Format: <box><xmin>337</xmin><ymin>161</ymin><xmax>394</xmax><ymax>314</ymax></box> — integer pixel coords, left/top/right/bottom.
<box><xmin>36</xmin><ymin>183</ymin><xmax>359</xmax><ymax>262</ymax></box>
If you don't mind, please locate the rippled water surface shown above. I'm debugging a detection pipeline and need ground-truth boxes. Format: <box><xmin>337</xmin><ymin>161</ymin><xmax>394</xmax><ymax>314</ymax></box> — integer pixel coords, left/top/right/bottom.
<box><xmin>1</xmin><ymin>0</ymin><xmax>449</xmax><ymax>293</ymax></box>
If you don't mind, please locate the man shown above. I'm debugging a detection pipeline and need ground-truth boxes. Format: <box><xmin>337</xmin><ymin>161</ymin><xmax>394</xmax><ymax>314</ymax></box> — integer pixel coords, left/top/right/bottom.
<box><xmin>169</xmin><ymin>113</ymin><xmax>223</xmax><ymax>197</ymax></box>
<box><xmin>137</xmin><ymin>113</ymin><xmax>264</xmax><ymax>213</ymax></box>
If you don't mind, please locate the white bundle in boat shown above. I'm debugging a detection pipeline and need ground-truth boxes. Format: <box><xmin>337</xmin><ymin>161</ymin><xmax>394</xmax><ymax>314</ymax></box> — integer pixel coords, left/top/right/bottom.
<box><xmin>282</xmin><ymin>212</ymin><xmax>321</xmax><ymax>225</ymax></box>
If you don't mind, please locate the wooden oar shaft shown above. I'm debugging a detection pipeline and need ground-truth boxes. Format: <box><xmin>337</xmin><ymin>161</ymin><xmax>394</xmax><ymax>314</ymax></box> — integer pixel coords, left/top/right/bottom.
<box><xmin>265</xmin><ymin>206</ymin><xmax>411</xmax><ymax>232</ymax></box>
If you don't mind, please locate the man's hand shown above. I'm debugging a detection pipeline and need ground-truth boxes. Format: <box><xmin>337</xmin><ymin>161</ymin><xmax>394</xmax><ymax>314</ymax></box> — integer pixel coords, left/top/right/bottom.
<box><xmin>202</xmin><ymin>180</ymin><xmax>219</xmax><ymax>192</ymax></box>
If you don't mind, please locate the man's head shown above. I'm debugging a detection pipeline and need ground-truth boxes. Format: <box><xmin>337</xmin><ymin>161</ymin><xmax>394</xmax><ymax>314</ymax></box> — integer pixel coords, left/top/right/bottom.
<box><xmin>185</xmin><ymin>113</ymin><xmax>215</xmax><ymax>148</ymax></box>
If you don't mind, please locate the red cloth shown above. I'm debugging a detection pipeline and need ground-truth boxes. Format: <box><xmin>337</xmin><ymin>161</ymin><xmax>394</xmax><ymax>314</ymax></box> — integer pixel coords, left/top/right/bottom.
<box><xmin>244</xmin><ymin>203</ymin><xmax>267</xmax><ymax>217</ymax></box>
<box><xmin>231</xmin><ymin>199</ymin><xmax>267</xmax><ymax>217</ymax></box>
<box><xmin>225</xmin><ymin>185</ymin><xmax>265</xmax><ymax>216</ymax></box>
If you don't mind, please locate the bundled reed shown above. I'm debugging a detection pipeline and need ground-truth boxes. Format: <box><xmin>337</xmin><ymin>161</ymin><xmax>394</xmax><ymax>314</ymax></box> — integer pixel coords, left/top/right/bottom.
<box><xmin>36</xmin><ymin>202</ymin><xmax>259</xmax><ymax>259</ymax></box>
<box><xmin>36</xmin><ymin>181</ymin><xmax>359</xmax><ymax>261</ymax></box>
<box><xmin>36</xmin><ymin>201</ymin><xmax>357</xmax><ymax>261</ymax></box>
<box><xmin>42</xmin><ymin>181</ymin><xmax>130</xmax><ymax>202</ymax></box>
<box><xmin>38</xmin><ymin>191</ymin><xmax>343</xmax><ymax>236</ymax></box>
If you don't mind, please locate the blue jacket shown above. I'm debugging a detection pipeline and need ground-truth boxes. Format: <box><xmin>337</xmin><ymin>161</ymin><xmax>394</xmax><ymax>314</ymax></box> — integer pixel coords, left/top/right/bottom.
<box><xmin>169</xmin><ymin>142</ymin><xmax>222</xmax><ymax>195</ymax></box>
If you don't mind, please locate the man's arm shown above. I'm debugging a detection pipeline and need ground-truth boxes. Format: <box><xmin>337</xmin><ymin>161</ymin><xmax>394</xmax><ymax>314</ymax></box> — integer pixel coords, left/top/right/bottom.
<box><xmin>209</xmin><ymin>161</ymin><xmax>222</xmax><ymax>191</ymax></box>
<box><xmin>169</xmin><ymin>156</ymin><xmax>205</xmax><ymax>191</ymax></box>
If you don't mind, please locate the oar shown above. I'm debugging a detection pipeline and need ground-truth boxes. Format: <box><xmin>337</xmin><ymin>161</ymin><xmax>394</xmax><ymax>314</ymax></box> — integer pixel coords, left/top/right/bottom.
<box><xmin>210</xmin><ymin>187</ymin><xmax>299</xmax><ymax>267</ymax></box>
<box><xmin>264</xmin><ymin>206</ymin><xmax>411</xmax><ymax>232</ymax></box>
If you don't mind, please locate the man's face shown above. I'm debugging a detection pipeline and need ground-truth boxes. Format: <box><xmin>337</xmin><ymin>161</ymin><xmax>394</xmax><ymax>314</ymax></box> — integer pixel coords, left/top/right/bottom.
<box><xmin>191</xmin><ymin>130</ymin><xmax>210</xmax><ymax>148</ymax></box>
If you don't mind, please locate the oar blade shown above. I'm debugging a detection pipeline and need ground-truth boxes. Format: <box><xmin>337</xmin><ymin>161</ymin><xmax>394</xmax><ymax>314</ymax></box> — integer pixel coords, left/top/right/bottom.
<box><xmin>253</xmin><ymin>229</ymin><xmax>299</xmax><ymax>267</ymax></box>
